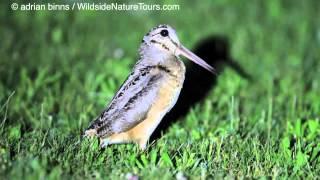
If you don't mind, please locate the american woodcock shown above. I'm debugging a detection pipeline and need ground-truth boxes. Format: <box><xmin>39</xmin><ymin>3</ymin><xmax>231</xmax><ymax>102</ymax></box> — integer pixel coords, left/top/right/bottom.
<box><xmin>85</xmin><ymin>24</ymin><xmax>215</xmax><ymax>150</ymax></box>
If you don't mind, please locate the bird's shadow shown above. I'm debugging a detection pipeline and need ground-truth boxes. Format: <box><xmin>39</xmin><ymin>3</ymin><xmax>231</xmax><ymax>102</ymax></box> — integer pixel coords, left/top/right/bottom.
<box><xmin>150</xmin><ymin>35</ymin><xmax>252</xmax><ymax>141</ymax></box>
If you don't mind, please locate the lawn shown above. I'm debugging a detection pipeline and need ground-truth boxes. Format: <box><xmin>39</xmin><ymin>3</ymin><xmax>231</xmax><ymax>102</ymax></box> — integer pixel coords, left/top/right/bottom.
<box><xmin>0</xmin><ymin>0</ymin><xmax>319</xmax><ymax>179</ymax></box>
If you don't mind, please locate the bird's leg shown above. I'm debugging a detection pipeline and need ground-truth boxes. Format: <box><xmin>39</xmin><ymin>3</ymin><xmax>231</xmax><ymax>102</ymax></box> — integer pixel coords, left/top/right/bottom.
<box><xmin>125</xmin><ymin>114</ymin><xmax>165</xmax><ymax>150</ymax></box>
<box><xmin>138</xmin><ymin>138</ymin><xmax>148</xmax><ymax>150</ymax></box>
<box><xmin>100</xmin><ymin>138</ymin><xmax>110</xmax><ymax>148</ymax></box>
<box><xmin>100</xmin><ymin>133</ymin><xmax>149</xmax><ymax>150</ymax></box>
<box><xmin>100</xmin><ymin>132</ymin><xmax>131</xmax><ymax>148</ymax></box>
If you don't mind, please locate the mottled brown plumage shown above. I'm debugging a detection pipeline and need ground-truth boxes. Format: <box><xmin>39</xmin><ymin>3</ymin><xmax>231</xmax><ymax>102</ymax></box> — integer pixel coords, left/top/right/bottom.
<box><xmin>85</xmin><ymin>25</ymin><xmax>214</xmax><ymax>150</ymax></box>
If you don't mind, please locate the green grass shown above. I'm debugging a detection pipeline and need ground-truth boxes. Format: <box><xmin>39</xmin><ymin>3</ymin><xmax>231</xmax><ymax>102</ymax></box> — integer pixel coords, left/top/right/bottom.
<box><xmin>1</xmin><ymin>0</ymin><xmax>320</xmax><ymax>179</ymax></box>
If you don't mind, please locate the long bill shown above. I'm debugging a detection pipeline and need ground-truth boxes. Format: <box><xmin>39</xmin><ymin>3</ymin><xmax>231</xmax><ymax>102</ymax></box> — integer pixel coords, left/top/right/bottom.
<box><xmin>176</xmin><ymin>45</ymin><xmax>216</xmax><ymax>74</ymax></box>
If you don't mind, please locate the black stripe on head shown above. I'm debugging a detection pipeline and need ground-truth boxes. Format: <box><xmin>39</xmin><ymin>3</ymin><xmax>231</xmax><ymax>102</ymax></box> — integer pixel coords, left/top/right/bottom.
<box><xmin>169</xmin><ymin>38</ymin><xmax>179</xmax><ymax>47</ymax></box>
<box><xmin>152</xmin><ymin>24</ymin><xmax>168</xmax><ymax>31</ymax></box>
<box><xmin>149</xmin><ymin>25</ymin><xmax>179</xmax><ymax>49</ymax></box>
<box><xmin>150</xmin><ymin>40</ymin><xmax>170</xmax><ymax>51</ymax></box>
<box><xmin>158</xmin><ymin>24</ymin><xmax>168</xmax><ymax>29</ymax></box>
<box><xmin>162</xmin><ymin>44</ymin><xmax>170</xmax><ymax>51</ymax></box>
<box><xmin>148</xmin><ymin>24</ymin><xmax>169</xmax><ymax>35</ymax></box>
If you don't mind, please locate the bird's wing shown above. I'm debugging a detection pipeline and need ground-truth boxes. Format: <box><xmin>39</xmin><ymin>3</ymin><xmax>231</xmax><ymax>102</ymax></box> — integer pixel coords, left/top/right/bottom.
<box><xmin>86</xmin><ymin>65</ymin><xmax>164</xmax><ymax>138</ymax></box>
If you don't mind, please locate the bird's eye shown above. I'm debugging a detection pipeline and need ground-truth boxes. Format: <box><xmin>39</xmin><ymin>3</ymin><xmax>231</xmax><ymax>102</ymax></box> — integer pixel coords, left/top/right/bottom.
<box><xmin>160</xmin><ymin>29</ymin><xmax>169</xmax><ymax>37</ymax></box>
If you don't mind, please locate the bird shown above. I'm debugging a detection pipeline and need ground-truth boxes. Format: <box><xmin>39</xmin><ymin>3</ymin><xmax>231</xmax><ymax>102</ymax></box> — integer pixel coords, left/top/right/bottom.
<box><xmin>84</xmin><ymin>24</ymin><xmax>215</xmax><ymax>150</ymax></box>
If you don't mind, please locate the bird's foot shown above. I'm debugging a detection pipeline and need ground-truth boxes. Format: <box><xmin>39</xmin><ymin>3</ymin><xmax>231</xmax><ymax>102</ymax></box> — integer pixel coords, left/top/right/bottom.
<box><xmin>138</xmin><ymin>139</ymin><xmax>148</xmax><ymax>150</ymax></box>
<box><xmin>100</xmin><ymin>138</ymin><xmax>110</xmax><ymax>148</ymax></box>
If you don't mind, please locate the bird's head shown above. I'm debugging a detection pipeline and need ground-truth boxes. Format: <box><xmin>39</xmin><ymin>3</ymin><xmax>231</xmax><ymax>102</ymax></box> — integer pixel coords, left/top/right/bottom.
<box><xmin>141</xmin><ymin>24</ymin><xmax>215</xmax><ymax>74</ymax></box>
